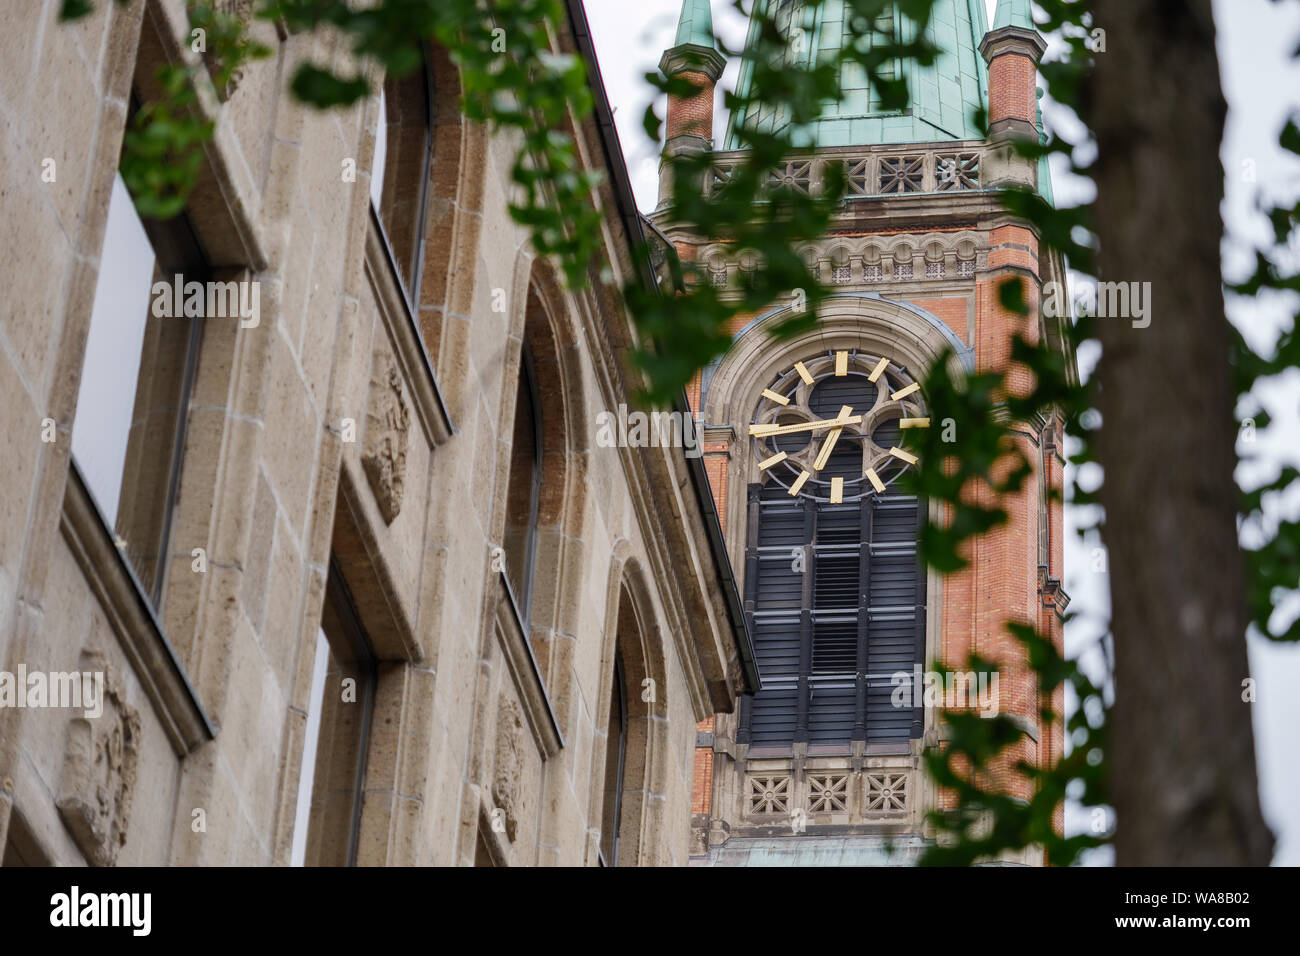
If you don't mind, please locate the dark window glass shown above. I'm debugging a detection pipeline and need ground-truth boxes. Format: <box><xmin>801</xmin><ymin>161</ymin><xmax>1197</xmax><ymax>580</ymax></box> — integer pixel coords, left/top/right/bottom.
<box><xmin>503</xmin><ymin>353</ymin><xmax>542</xmax><ymax>616</ymax></box>
<box><xmin>599</xmin><ymin>653</ymin><xmax>628</xmax><ymax>866</ymax></box>
<box><xmin>372</xmin><ymin>55</ymin><xmax>433</xmax><ymax>301</ymax></box>
<box><xmin>299</xmin><ymin>561</ymin><xmax>379</xmax><ymax>867</ymax></box>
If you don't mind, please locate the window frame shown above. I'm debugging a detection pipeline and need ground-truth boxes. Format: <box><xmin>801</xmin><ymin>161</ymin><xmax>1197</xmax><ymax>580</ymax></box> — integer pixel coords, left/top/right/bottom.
<box><xmin>369</xmin><ymin>52</ymin><xmax>435</xmax><ymax>312</ymax></box>
<box><xmin>74</xmin><ymin>161</ymin><xmax>207</xmax><ymax>615</ymax></box>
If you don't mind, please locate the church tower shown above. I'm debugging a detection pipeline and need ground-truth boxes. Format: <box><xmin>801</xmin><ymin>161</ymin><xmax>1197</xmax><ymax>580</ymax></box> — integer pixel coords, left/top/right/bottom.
<box><xmin>655</xmin><ymin>0</ymin><xmax>1072</xmax><ymax>865</ymax></box>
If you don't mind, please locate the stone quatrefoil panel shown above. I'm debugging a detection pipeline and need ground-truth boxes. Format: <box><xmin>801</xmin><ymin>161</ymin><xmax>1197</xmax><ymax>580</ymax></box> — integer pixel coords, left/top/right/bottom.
<box><xmin>744</xmin><ymin>770</ymin><xmax>911</xmax><ymax>819</ymax></box>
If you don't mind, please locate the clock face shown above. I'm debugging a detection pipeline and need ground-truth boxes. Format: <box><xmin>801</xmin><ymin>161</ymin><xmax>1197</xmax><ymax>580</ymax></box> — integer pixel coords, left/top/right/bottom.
<box><xmin>748</xmin><ymin>350</ymin><xmax>928</xmax><ymax>503</ymax></box>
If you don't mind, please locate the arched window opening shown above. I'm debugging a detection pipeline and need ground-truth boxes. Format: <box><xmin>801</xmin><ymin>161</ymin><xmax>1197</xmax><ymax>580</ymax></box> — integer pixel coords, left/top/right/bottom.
<box><xmin>371</xmin><ymin>53</ymin><xmax>434</xmax><ymax>302</ymax></box>
<box><xmin>740</xmin><ymin>350</ymin><xmax>927</xmax><ymax>750</ymax></box>
<box><xmin>503</xmin><ymin>349</ymin><xmax>543</xmax><ymax>617</ymax></box>
<box><xmin>599</xmin><ymin>651</ymin><xmax>628</xmax><ymax>866</ymax></box>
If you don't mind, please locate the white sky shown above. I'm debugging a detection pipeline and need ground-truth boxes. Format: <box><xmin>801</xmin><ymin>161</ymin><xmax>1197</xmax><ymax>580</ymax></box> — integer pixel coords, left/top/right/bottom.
<box><xmin>585</xmin><ymin>0</ymin><xmax>1300</xmax><ymax>865</ymax></box>
<box><xmin>73</xmin><ymin>173</ymin><xmax>155</xmax><ymax>527</ymax></box>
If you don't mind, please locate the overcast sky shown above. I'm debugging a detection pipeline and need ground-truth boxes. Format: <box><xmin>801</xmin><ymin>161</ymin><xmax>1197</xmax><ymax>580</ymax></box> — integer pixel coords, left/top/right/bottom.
<box><xmin>585</xmin><ymin>0</ymin><xmax>1300</xmax><ymax>865</ymax></box>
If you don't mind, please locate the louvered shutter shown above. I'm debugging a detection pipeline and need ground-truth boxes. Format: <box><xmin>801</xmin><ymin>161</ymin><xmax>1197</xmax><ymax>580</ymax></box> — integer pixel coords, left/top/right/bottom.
<box><xmin>746</xmin><ymin>483</ymin><xmax>811</xmax><ymax>745</ymax></box>
<box><xmin>742</xmin><ymin>482</ymin><xmax>925</xmax><ymax>748</ymax></box>
<box><xmin>866</xmin><ymin>493</ymin><xmax>924</xmax><ymax>743</ymax></box>
<box><xmin>809</xmin><ymin>500</ymin><xmax>863</xmax><ymax>744</ymax></box>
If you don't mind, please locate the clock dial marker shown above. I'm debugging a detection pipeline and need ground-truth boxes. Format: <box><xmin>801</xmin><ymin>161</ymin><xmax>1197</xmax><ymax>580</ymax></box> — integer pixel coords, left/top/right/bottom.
<box><xmin>758</xmin><ymin>451</ymin><xmax>788</xmax><ymax>471</ymax></box>
<box><xmin>889</xmin><ymin>446</ymin><xmax>918</xmax><ymax>465</ymax></box>
<box><xmin>891</xmin><ymin>382</ymin><xmax>920</xmax><ymax>401</ymax></box>
<box><xmin>900</xmin><ymin>417</ymin><xmax>931</xmax><ymax>428</ymax></box>
<box><xmin>788</xmin><ymin>470</ymin><xmax>811</xmax><ymax>496</ymax></box>
<box><xmin>830</xmin><ymin>477</ymin><xmax>844</xmax><ymax>504</ymax></box>
<box><xmin>761</xmin><ymin>388</ymin><xmax>790</xmax><ymax>406</ymax></box>
<box><xmin>834</xmin><ymin>350</ymin><xmax>849</xmax><ymax>376</ymax></box>
<box><xmin>794</xmin><ymin>361</ymin><xmax>815</xmax><ymax>385</ymax></box>
<box><xmin>865</xmin><ymin>468</ymin><xmax>886</xmax><ymax>493</ymax></box>
<box><xmin>867</xmin><ymin>356</ymin><xmax>890</xmax><ymax>382</ymax></box>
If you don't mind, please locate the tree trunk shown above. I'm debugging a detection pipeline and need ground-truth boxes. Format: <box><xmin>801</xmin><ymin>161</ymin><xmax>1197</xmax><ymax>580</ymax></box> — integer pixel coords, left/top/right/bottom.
<box><xmin>1088</xmin><ymin>0</ymin><xmax>1273</xmax><ymax>864</ymax></box>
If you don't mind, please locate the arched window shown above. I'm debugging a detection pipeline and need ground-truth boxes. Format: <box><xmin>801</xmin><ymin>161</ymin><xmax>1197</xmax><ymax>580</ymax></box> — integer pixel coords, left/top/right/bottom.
<box><xmin>371</xmin><ymin>53</ymin><xmax>433</xmax><ymax>301</ymax></box>
<box><xmin>502</xmin><ymin>349</ymin><xmax>543</xmax><ymax>616</ymax></box>
<box><xmin>599</xmin><ymin>651</ymin><xmax>628</xmax><ymax>866</ymax></box>
<box><xmin>740</xmin><ymin>350</ymin><xmax>926</xmax><ymax>750</ymax></box>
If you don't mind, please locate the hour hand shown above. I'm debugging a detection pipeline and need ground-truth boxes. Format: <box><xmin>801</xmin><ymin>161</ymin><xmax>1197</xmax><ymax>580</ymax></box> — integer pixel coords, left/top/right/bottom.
<box><xmin>812</xmin><ymin>405</ymin><xmax>854</xmax><ymax>470</ymax></box>
<box><xmin>749</xmin><ymin>413</ymin><xmax>862</xmax><ymax>438</ymax></box>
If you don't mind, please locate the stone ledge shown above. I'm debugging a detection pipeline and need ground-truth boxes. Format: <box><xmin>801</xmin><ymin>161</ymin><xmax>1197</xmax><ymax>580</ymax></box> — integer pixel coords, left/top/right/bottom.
<box><xmin>60</xmin><ymin>465</ymin><xmax>214</xmax><ymax>756</ymax></box>
<box><xmin>493</xmin><ymin>574</ymin><xmax>564</xmax><ymax>759</ymax></box>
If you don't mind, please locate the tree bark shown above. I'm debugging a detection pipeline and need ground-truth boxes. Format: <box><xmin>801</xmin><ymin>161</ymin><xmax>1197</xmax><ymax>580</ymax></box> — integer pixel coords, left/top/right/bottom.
<box><xmin>1088</xmin><ymin>0</ymin><xmax>1273</xmax><ymax>864</ymax></box>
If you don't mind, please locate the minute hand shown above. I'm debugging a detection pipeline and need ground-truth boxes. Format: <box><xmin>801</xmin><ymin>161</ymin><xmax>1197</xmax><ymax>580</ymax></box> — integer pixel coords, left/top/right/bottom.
<box><xmin>750</xmin><ymin>415</ymin><xmax>862</xmax><ymax>438</ymax></box>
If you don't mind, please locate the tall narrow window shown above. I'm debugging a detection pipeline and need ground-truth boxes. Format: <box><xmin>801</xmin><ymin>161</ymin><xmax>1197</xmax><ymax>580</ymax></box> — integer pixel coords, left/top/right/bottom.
<box><xmin>599</xmin><ymin>652</ymin><xmax>628</xmax><ymax>866</ymax></box>
<box><xmin>370</xmin><ymin>86</ymin><xmax>388</xmax><ymax>211</ymax></box>
<box><xmin>502</xmin><ymin>350</ymin><xmax>542</xmax><ymax>617</ymax></box>
<box><xmin>1038</xmin><ymin>447</ymin><xmax>1050</xmax><ymax>568</ymax></box>
<box><xmin>371</xmin><ymin>55</ymin><xmax>433</xmax><ymax>300</ymax></box>
<box><xmin>290</xmin><ymin>629</ymin><xmax>331</xmax><ymax>867</ymax></box>
<box><xmin>296</xmin><ymin>561</ymin><xmax>379</xmax><ymax>866</ymax></box>
<box><xmin>73</xmin><ymin>173</ymin><xmax>205</xmax><ymax>608</ymax></box>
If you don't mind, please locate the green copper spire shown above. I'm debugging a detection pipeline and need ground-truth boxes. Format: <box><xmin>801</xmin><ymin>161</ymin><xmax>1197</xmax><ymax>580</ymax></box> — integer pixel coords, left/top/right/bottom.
<box><xmin>992</xmin><ymin>0</ymin><xmax>1035</xmax><ymax>30</ymax></box>
<box><xmin>724</xmin><ymin>0</ymin><xmax>990</xmax><ymax>149</ymax></box>
<box><xmin>674</xmin><ymin>0</ymin><xmax>718</xmax><ymax>49</ymax></box>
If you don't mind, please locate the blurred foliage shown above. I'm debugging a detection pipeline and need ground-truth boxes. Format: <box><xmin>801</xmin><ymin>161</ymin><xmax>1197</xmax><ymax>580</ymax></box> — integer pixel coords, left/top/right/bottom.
<box><xmin>1229</xmin><ymin>106</ymin><xmax>1300</xmax><ymax>644</ymax></box>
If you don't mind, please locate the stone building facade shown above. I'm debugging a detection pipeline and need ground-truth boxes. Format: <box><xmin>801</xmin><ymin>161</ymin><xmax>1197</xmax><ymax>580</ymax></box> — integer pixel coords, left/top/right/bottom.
<box><xmin>654</xmin><ymin>0</ymin><xmax>1073</xmax><ymax>865</ymax></box>
<box><xmin>0</xmin><ymin>0</ymin><xmax>755</xmax><ymax>867</ymax></box>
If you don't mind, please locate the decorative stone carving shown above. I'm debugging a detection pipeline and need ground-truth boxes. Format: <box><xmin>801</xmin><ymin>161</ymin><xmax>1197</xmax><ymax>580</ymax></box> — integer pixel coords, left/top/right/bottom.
<box><xmin>808</xmin><ymin>773</ymin><xmax>850</xmax><ymax>813</ymax></box>
<box><xmin>863</xmin><ymin>771</ymin><xmax>909</xmax><ymax>814</ymax></box>
<box><xmin>362</xmin><ymin>351</ymin><xmax>411</xmax><ymax>524</ymax></box>
<box><xmin>715</xmin><ymin>145</ymin><xmax>988</xmax><ymax>199</ymax></box>
<box><xmin>205</xmin><ymin>1</ymin><xmax>257</xmax><ymax>100</ymax></box>
<box><xmin>699</xmin><ymin>229</ymin><xmax>986</xmax><ymax>291</ymax></box>
<box><xmin>56</xmin><ymin>649</ymin><xmax>141</xmax><ymax>867</ymax></box>
<box><xmin>880</xmin><ymin>154</ymin><xmax>925</xmax><ymax>194</ymax></box>
<box><xmin>491</xmin><ymin>698</ymin><xmax>525</xmax><ymax>843</ymax></box>
<box><xmin>746</xmin><ymin>774</ymin><xmax>791</xmax><ymax>815</ymax></box>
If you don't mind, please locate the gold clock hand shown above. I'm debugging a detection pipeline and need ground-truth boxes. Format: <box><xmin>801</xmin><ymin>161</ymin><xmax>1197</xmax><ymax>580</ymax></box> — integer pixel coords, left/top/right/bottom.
<box><xmin>812</xmin><ymin>405</ymin><xmax>854</xmax><ymax>471</ymax></box>
<box><xmin>749</xmin><ymin>413</ymin><xmax>863</xmax><ymax>438</ymax></box>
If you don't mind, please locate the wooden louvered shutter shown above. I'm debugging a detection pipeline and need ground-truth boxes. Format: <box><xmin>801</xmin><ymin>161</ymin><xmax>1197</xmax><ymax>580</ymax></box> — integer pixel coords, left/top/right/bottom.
<box><xmin>742</xmin><ymin>483</ymin><xmax>925</xmax><ymax>750</ymax></box>
<box><xmin>744</xmin><ymin>483</ymin><xmax>811</xmax><ymax>746</ymax></box>
<box><xmin>866</xmin><ymin>492</ymin><xmax>924</xmax><ymax>745</ymax></box>
<box><xmin>808</xmin><ymin>499</ymin><xmax>865</xmax><ymax>745</ymax></box>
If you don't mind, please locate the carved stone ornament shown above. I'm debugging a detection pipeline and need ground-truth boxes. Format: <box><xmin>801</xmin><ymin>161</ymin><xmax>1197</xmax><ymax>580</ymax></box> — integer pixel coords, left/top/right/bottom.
<box><xmin>205</xmin><ymin>1</ymin><xmax>257</xmax><ymax>100</ymax></box>
<box><xmin>362</xmin><ymin>351</ymin><xmax>411</xmax><ymax>524</ymax></box>
<box><xmin>56</xmin><ymin>648</ymin><xmax>142</xmax><ymax>867</ymax></box>
<box><xmin>491</xmin><ymin>698</ymin><xmax>525</xmax><ymax>843</ymax></box>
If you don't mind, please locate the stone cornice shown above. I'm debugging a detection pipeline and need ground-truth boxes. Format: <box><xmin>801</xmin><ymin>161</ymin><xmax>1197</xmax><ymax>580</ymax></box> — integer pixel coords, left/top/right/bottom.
<box><xmin>659</xmin><ymin>43</ymin><xmax>726</xmax><ymax>82</ymax></box>
<box><xmin>979</xmin><ymin>26</ymin><xmax>1049</xmax><ymax>65</ymax></box>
